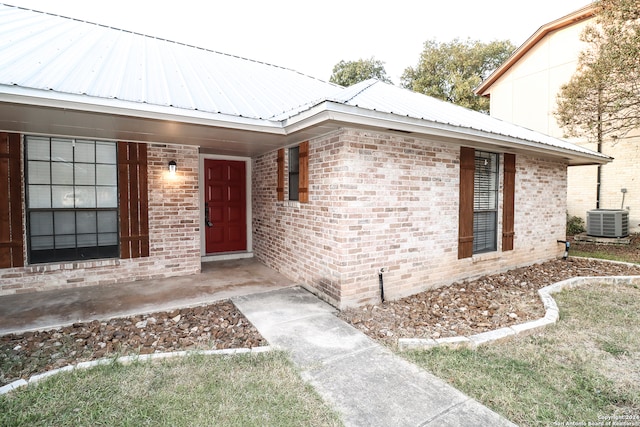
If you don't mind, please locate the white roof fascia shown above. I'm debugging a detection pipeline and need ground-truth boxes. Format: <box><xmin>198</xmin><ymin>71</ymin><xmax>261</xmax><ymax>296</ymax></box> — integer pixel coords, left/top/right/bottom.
<box><xmin>2</xmin><ymin>83</ymin><xmax>611</xmax><ymax>166</ymax></box>
<box><xmin>0</xmin><ymin>85</ymin><xmax>285</xmax><ymax>135</ymax></box>
<box><xmin>282</xmin><ymin>101</ymin><xmax>611</xmax><ymax>165</ymax></box>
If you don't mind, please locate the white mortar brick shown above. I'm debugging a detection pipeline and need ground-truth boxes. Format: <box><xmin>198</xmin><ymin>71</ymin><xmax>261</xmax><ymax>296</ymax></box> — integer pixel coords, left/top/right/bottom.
<box><xmin>253</xmin><ymin>128</ymin><xmax>569</xmax><ymax>307</ymax></box>
<box><xmin>0</xmin><ymin>143</ymin><xmax>201</xmax><ymax>295</ymax></box>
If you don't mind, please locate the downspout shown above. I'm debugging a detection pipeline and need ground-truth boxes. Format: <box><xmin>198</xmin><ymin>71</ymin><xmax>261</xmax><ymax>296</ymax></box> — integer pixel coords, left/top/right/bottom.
<box><xmin>596</xmin><ymin>88</ymin><xmax>603</xmax><ymax>209</ymax></box>
<box><xmin>596</xmin><ymin>163</ymin><xmax>602</xmax><ymax>209</ymax></box>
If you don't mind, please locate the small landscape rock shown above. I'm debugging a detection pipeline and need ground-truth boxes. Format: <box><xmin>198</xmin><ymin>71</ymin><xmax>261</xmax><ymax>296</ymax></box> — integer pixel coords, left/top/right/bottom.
<box><xmin>135</xmin><ymin>320</ymin><xmax>147</xmax><ymax>329</ymax></box>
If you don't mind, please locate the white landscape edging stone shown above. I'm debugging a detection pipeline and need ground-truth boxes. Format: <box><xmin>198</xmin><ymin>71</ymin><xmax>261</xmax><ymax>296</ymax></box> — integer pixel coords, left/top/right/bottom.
<box><xmin>0</xmin><ymin>345</ymin><xmax>272</xmax><ymax>395</ymax></box>
<box><xmin>398</xmin><ymin>271</ymin><xmax>640</xmax><ymax>352</ymax></box>
<box><xmin>0</xmin><ymin>379</ymin><xmax>27</xmax><ymax>395</ymax></box>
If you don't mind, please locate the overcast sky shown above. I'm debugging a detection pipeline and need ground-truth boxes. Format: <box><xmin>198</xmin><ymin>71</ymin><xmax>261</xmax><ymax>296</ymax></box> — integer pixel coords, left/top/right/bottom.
<box><xmin>7</xmin><ymin>0</ymin><xmax>591</xmax><ymax>83</ymax></box>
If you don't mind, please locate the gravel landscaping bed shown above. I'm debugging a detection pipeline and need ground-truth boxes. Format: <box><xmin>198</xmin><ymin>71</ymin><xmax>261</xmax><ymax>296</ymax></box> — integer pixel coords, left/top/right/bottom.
<box><xmin>338</xmin><ymin>257</ymin><xmax>640</xmax><ymax>346</ymax></box>
<box><xmin>1</xmin><ymin>300</ymin><xmax>266</xmax><ymax>387</ymax></box>
<box><xmin>3</xmin><ymin>256</ymin><xmax>640</xmax><ymax>388</ymax></box>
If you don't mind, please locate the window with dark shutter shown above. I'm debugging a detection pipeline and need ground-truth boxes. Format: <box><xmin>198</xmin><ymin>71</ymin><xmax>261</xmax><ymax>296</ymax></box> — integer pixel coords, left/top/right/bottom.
<box><xmin>277</xmin><ymin>142</ymin><xmax>309</xmax><ymax>203</ymax></box>
<box><xmin>118</xmin><ymin>142</ymin><xmax>149</xmax><ymax>259</ymax></box>
<box><xmin>0</xmin><ymin>132</ymin><xmax>24</xmax><ymax>268</ymax></box>
<box><xmin>502</xmin><ymin>154</ymin><xmax>515</xmax><ymax>251</ymax></box>
<box><xmin>459</xmin><ymin>147</ymin><xmax>501</xmax><ymax>258</ymax></box>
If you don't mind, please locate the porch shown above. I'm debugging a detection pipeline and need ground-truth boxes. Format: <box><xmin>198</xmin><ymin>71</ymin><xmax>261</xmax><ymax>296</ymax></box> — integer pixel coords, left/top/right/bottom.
<box><xmin>0</xmin><ymin>258</ymin><xmax>295</xmax><ymax>335</ymax></box>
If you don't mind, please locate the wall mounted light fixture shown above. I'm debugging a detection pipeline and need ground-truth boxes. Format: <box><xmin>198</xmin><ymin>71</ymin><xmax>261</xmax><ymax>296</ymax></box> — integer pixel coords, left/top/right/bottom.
<box><xmin>168</xmin><ymin>160</ymin><xmax>177</xmax><ymax>174</ymax></box>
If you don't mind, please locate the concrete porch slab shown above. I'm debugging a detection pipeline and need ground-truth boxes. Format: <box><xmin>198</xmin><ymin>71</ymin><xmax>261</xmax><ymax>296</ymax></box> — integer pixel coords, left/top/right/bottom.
<box><xmin>0</xmin><ymin>258</ymin><xmax>295</xmax><ymax>335</ymax></box>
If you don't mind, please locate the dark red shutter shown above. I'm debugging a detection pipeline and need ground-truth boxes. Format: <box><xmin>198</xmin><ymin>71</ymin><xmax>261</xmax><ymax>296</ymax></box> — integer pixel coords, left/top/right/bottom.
<box><xmin>298</xmin><ymin>141</ymin><xmax>309</xmax><ymax>203</ymax></box>
<box><xmin>458</xmin><ymin>147</ymin><xmax>475</xmax><ymax>259</ymax></box>
<box><xmin>118</xmin><ymin>142</ymin><xmax>149</xmax><ymax>259</ymax></box>
<box><xmin>0</xmin><ymin>133</ymin><xmax>24</xmax><ymax>268</ymax></box>
<box><xmin>502</xmin><ymin>153</ymin><xmax>516</xmax><ymax>251</ymax></box>
<box><xmin>277</xmin><ymin>148</ymin><xmax>285</xmax><ymax>201</ymax></box>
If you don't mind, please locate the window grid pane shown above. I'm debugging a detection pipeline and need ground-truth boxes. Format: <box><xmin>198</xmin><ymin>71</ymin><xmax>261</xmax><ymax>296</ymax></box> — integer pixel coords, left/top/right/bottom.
<box><xmin>25</xmin><ymin>136</ymin><xmax>120</xmax><ymax>264</ymax></box>
<box><xmin>473</xmin><ymin>211</ymin><xmax>497</xmax><ymax>253</ymax></box>
<box><xmin>28</xmin><ymin>161</ymin><xmax>50</xmax><ymax>184</ymax></box>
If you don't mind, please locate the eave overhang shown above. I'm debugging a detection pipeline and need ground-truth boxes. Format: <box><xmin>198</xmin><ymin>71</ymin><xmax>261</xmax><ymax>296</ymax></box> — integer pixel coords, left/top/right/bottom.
<box><xmin>0</xmin><ymin>87</ymin><xmax>610</xmax><ymax>166</ymax></box>
<box><xmin>282</xmin><ymin>101</ymin><xmax>611</xmax><ymax>166</ymax></box>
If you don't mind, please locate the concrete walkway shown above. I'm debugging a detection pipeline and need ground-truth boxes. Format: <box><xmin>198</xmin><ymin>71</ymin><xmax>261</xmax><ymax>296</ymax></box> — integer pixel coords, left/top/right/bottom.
<box><xmin>232</xmin><ymin>287</ymin><xmax>517</xmax><ymax>427</ymax></box>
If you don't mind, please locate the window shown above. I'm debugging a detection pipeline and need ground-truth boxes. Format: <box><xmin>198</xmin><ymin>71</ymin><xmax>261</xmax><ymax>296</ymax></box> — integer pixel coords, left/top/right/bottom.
<box><xmin>459</xmin><ymin>147</ymin><xmax>513</xmax><ymax>259</ymax></box>
<box><xmin>25</xmin><ymin>136</ymin><xmax>119</xmax><ymax>263</ymax></box>
<box><xmin>288</xmin><ymin>146</ymin><xmax>299</xmax><ymax>201</ymax></box>
<box><xmin>277</xmin><ymin>141</ymin><xmax>308</xmax><ymax>203</ymax></box>
<box><xmin>472</xmin><ymin>151</ymin><xmax>499</xmax><ymax>254</ymax></box>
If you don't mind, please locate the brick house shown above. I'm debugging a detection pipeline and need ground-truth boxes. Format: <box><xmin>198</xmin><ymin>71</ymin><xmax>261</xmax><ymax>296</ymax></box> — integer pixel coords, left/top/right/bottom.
<box><xmin>475</xmin><ymin>4</ymin><xmax>640</xmax><ymax>233</ymax></box>
<box><xmin>0</xmin><ymin>5</ymin><xmax>608</xmax><ymax>308</ymax></box>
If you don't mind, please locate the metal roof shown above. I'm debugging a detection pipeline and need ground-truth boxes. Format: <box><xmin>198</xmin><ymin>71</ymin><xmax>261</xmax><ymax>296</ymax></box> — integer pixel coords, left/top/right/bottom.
<box><xmin>0</xmin><ymin>3</ymin><xmax>609</xmax><ymax>164</ymax></box>
<box><xmin>0</xmin><ymin>3</ymin><xmax>339</xmax><ymax>121</ymax></box>
<box><xmin>329</xmin><ymin>79</ymin><xmax>604</xmax><ymax>159</ymax></box>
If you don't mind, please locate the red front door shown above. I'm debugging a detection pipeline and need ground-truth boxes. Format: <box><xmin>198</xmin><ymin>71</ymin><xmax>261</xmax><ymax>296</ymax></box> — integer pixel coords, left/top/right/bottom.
<box><xmin>204</xmin><ymin>159</ymin><xmax>247</xmax><ymax>254</ymax></box>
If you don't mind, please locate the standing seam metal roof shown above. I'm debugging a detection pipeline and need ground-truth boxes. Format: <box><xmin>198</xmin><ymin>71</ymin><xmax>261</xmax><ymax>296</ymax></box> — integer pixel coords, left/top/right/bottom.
<box><xmin>0</xmin><ymin>3</ymin><xmax>340</xmax><ymax>120</ymax></box>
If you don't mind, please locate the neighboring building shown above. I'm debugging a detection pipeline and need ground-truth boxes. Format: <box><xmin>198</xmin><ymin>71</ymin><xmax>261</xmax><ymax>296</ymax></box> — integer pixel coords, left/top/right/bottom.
<box><xmin>476</xmin><ymin>4</ymin><xmax>640</xmax><ymax>232</ymax></box>
<box><xmin>0</xmin><ymin>5</ymin><xmax>608</xmax><ymax>308</ymax></box>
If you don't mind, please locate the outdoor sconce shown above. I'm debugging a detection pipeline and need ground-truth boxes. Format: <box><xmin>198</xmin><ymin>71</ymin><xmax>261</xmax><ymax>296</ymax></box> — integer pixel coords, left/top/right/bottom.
<box><xmin>168</xmin><ymin>160</ymin><xmax>177</xmax><ymax>174</ymax></box>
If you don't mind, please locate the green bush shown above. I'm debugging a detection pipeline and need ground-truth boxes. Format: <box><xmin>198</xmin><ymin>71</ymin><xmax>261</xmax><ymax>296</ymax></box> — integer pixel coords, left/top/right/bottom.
<box><xmin>566</xmin><ymin>214</ymin><xmax>586</xmax><ymax>236</ymax></box>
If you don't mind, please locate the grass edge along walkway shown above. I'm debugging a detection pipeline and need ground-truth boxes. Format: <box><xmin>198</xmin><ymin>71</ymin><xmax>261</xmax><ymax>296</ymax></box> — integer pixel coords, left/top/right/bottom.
<box><xmin>403</xmin><ymin>281</ymin><xmax>640</xmax><ymax>427</ymax></box>
<box><xmin>0</xmin><ymin>350</ymin><xmax>343</xmax><ymax>427</ymax></box>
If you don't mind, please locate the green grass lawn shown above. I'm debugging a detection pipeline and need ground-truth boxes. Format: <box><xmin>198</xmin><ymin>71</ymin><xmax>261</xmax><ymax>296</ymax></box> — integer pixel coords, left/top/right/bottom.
<box><xmin>403</xmin><ymin>282</ymin><xmax>640</xmax><ymax>427</ymax></box>
<box><xmin>570</xmin><ymin>249</ymin><xmax>636</xmax><ymax>263</ymax></box>
<box><xmin>0</xmin><ymin>351</ymin><xmax>342</xmax><ymax>427</ymax></box>
<box><xmin>569</xmin><ymin>233</ymin><xmax>640</xmax><ymax>264</ymax></box>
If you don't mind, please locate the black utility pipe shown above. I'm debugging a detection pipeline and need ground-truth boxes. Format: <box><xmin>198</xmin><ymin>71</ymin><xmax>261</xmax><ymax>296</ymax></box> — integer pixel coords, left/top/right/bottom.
<box><xmin>378</xmin><ymin>269</ymin><xmax>385</xmax><ymax>303</ymax></box>
<box><xmin>596</xmin><ymin>93</ymin><xmax>603</xmax><ymax>209</ymax></box>
<box><xmin>557</xmin><ymin>240</ymin><xmax>571</xmax><ymax>260</ymax></box>
<box><xmin>596</xmin><ymin>164</ymin><xmax>602</xmax><ymax>209</ymax></box>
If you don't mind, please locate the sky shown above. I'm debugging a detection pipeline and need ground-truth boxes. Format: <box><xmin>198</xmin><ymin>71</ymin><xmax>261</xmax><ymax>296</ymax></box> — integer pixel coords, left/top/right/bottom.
<box><xmin>7</xmin><ymin>0</ymin><xmax>592</xmax><ymax>84</ymax></box>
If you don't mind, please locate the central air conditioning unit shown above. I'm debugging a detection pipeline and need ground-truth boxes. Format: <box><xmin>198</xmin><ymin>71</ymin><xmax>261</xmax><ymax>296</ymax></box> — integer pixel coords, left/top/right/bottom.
<box><xmin>586</xmin><ymin>209</ymin><xmax>629</xmax><ymax>238</ymax></box>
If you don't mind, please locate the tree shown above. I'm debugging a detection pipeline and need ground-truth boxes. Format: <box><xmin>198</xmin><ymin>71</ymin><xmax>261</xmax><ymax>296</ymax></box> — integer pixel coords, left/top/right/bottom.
<box><xmin>555</xmin><ymin>0</ymin><xmax>640</xmax><ymax>142</ymax></box>
<box><xmin>401</xmin><ymin>38</ymin><xmax>515</xmax><ymax>113</ymax></box>
<box><xmin>329</xmin><ymin>57</ymin><xmax>392</xmax><ymax>87</ymax></box>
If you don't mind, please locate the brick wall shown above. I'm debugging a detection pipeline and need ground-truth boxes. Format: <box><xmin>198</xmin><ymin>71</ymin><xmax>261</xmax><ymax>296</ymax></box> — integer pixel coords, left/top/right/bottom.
<box><xmin>253</xmin><ymin>131</ymin><xmax>346</xmax><ymax>305</ymax></box>
<box><xmin>253</xmin><ymin>128</ymin><xmax>568</xmax><ymax>308</ymax></box>
<box><xmin>599</xmin><ymin>135</ymin><xmax>640</xmax><ymax>231</ymax></box>
<box><xmin>0</xmin><ymin>142</ymin><xmax>201</xmax><ymax>295</ymax></box>
<box><xmin>566</xmin><ymin>132</ymin><xmax>640</xmax><ymax>233</ymax></box>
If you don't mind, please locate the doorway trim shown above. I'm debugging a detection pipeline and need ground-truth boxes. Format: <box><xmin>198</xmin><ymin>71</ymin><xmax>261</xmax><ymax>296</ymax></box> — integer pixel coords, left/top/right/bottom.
<box><xmin>199</xmin><ymin>153</ymin><xmax>253</xmax><ymax>261</ymax></box>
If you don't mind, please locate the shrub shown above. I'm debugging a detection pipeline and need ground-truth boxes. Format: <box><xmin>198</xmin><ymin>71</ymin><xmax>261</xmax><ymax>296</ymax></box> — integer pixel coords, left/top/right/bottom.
<box><xmin>566</xmin><ymin>214</ymin><xmax>586</xmax><ymax>236</ymax></box>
